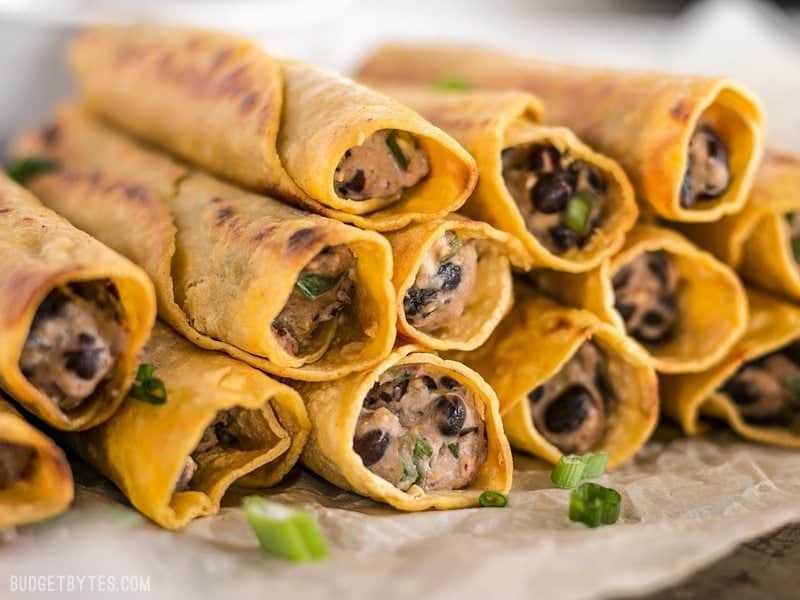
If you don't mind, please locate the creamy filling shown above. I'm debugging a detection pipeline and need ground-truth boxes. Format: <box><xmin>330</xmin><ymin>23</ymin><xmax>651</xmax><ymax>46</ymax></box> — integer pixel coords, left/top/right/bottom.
<box><xmin>19</xmin><ymin>281</ymin><xmax>127</xmax><ymax>412</ymax></box>
<box><xmin>680</xmin><ymin>125</ymin><xmax>731</xmax><ymax>208</ymax></box>
<box><xmin>174</xmin><ymin>407</ymin><xmax>251</xmax><ymax>492</ymax></box>
<box><xmin>721</xmin><ymin>342</ymin><xmax>800</xmax><ymax>425</ymax></box>
<box><xmin>0</xmin><ymin>441</ymin><xmax>35</xmax><ymax>491</ymax></box>
<box><xmin>272</xmin><ymin>245</ymin><xmax>356</xmax><ymax>356</ymax></box>
<box><xmin>403</xmin><ymin>232</ymin><xmax>478</xmax><ymax>332</ymax></box>
<box><xmin>334</xmin><ymin>130</ymin><xmax>430</xmax><ymax>202</ymax></box>
<box><xmin>354</xmin><ymin>365</ymin><xmax>487</xmax><ymax>492</ymax></box>
<box><xmin>528</xmin><ymin>342</ymin><xmax>609</xmax><ymax>454</ymax></box>
<box><xmin>502</xmin><ymin>144</ymin><xmax>608</xmax><ymax>253</ymax></box>
<box><xmin>612</xmin><ymin>251</ymin><xmax>680</xmax><ymax>345</ymax></box>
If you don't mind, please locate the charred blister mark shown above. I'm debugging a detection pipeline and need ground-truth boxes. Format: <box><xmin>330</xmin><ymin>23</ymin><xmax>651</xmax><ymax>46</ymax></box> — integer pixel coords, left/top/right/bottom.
<box><xmin>215</xmin><ymin>207</ymin><xmax>234</xmax><ymax>225</ymax></box>
<box><xmin>240</xmin><ymin>91</ymin><xmax>259</xmax><ymax>114</ymax></box>
<box><xmin>209</xmin><ymin>47</ymin><xmax>233</xmax><ymax>72</ymax></box>
<box><xmin>287</xmin><ymin>227</ymin><xmax>321</xmax><ymax>251</ymax></box>
<box><xmin>40</xmin><ymin>124</ymin><xmax>61</xmax><ymax>147</ymax></box>
<box><xmin>0</xmin><ymin>208</ymin><xmax>11</xmax><ymax>214</ymax></box>
<box><xmin>251</xmin><ymin>225</ymin><xmax>278</xmax><ymax>242</ymax></box>
<box><xmin>670</xmin><ymin>99</ymin><xmax>691</xmax><ymax>123</ymax></box>
<box><xmin>123</xmin><ymin>185</ymin><xmax>149</xmax><ymax>202</ymax></box>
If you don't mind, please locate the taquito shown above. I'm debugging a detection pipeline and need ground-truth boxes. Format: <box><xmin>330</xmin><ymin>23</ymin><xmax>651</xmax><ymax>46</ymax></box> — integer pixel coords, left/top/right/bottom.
<box><xmin>68</xmin><ymin>323</ymin><xmax>310</xmax><ymax>530</ymax></box>
<box><xmin>357</xmin><ymin>44</ymin><xmax>765</xmax><ymax>222</ymax></box>
<box><xmin>537</xmin><ymin>224</ymin><xmax>748</xmax><ymax>373</ymax></box>
<box><xmin>297</xmin><ymin>346</ymin><xmax>512</xmax><ymax>511</ymax></box>
<box><xmin>68</xmin><ymin>25</ymin><xmax>477</xmax><ymax>231</ymax></box>
<box><xmin>681</xmin><ymin>149</ymin><xmax>800</xmax><ymax>302</ymax></box>
<box><xmin>448</xmin><ymin>284</ymin><xmax>658</xmax><ymax>469</ymax></box>
<box><xmin>0</xmin><ymin>172</ymin><xmax>155</xmax><ymax>430</ymax></box>
<box><xmin>14</xmin><ymin>106</ymin><xmax>395</xmax><ymax>382</ymax></box>
<box><xmin>387</xmin><ymin>216</ymin><xmax>529</xmax><ymax>351</ymax></box>
<box><xmin>0</xmin><ymin>398</ymin><xmax>73</xmax><ymax>528</ymax></box>
<box><xmin>662</xmin><ymin>290</ymin><xmax>800</xmax><ymax>448</ymax></box>
<box><xmin>371</xmin><ymin>86</ymin><xmax>637</xmax><ymax>271</ymax></box>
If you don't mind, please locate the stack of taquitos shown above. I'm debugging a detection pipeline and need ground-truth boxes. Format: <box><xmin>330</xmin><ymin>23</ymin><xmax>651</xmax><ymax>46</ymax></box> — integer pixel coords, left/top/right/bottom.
<box><xmin>68</xmin><ymin>25</ymin><xmax>478</xmax><ymax>232</ymax></box>
<box><xmin>15</xmin><ymin>106</ymin><xmax>396</xmax><ymax>382</ymax></box>
<box><xmin>357</xmin><ymin>44</ymin><xmax>765</xmax><ymax>223</ymax></box>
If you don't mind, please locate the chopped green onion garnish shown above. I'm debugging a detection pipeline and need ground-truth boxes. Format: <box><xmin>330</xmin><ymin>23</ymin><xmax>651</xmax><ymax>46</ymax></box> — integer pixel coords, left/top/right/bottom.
<box><xmin>442</xmin><ymin>233</ymin><xmax>462</xmax><ymax>263</ymax></box>
<box><xmin>129</xmin><ymin>363</ymin><xmax>167</xmax><ymax>405</ymax></box>
<box><xmin>551</xmin><ymin>454</ymin><xmax>586</xmax><ymax>489</ymax></box>
<box><xmin>563</xmin><ymin>191</ymin><xmax>595</xmax><ymax>235</ymax></box>
<box><xmin>582</xmin><ymin>451</ymin><xmax>610</xmax><ymax>479</ymax></box>
<box><xmin>784</xmin><ymin>377</ymin><xmax>800</xmax><ymax>398</ymax></box>
<box><xmin>294</xmin><ymin>272</ymin><xmax>343</xmax><ymax>300</ymax></box>
<box><xmin>243</xmin><ymin>497</ymin><xmax>328</xmax><ymax>562</ymax></box>
<box><xmin>568</xmin><ymin>483</ymin><xmax>621</xmax><ymax>528</ymax></box>
<box><xmin>6</xmin><ymin>156</ymin><xmax>59</xmax><ymax>185</ymax></box>
<box><xmin>413</xmin><ymin>436</ymin><xmax>433</xmax><ymax>459</ymax></box>
<box><xmin>478</xmin><ymin>491</ymin><xmax>508</xmax><ymax>508</ymax></box>
<box><xmin>791</xmin><ymin>238</ymin><xmax>800</xmax><ymax>262</ymax></box>
<box><xmin>447</xmin><ymin>442</ymin><xmax>460</xmax><ymax>459</ymax></box>
<box><xmin>433</xmin><ymin>77</ymin><xmax>473</xmax><ymax>92</ymax></box>
<box><xmin>385</xmin><ymin>130</ymin><xmax>409</xmax><ymax>171</ymax></box>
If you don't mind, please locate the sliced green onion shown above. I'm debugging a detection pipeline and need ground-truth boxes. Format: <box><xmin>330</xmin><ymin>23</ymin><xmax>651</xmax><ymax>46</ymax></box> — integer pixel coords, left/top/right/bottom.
<box><xmin>551</xmin><ymin>454</ymin><xmax>586</xmax><ymax>489</ymax></box>
<box><xmin>385</xmin><ymin>130</ymin><xmax>409</xmax><ymax>171</ymax></box>
<box><xmin>294</xmin><ymin>272</ymin><xmax>342</xmax><ymax>300</ymax></box>
<box><xmin>441</xmin><ymin>233</ymin><xmax>462</xmax><ymax>263</ymax></box>
<box><xmin>413</xmin><ymin>436</ymin><xmax>433</xmax><ymax>459</ymax></box>
<box><xmin>6</xmin><ymin>156</ymin><xmax>59</xmax><ymax>185</ymax></box>
<box><xmin>243</xmin><ymin>497</ymin><xmax>328</xmax><ymax>562</ymax></box>
<box><xmin>568</xmin><ymin>482</ymin><xmax>621</xmax><ymax>528</ymax></box>
<box><xmin>791</xmin><ymin>238</ymin><xmax>800</xmax><ymax>262</ymax></box>
<box><xmin>563</xmin><ymin>191</ymin><xmax>595</xmax><ymax>235</ymax></box>
<box><xmin>447</xmin><ymin>442</ymin><xmax>460</xmax><ymax>459</ymax></box>
<box><xmin>129</xmin><ymin>363</ymin><xmax>167</xmax><ymax>405</ymax></box>
<box><xmin>582</xmin><ymin>451</ymin><xmax>610</xmax><ymax>479</ymax></box>
<box><xmin>433</xmin><ymin>77</ymin><xmax>473</xmax><ymax>92</ymax></box>
<box><xmin>478</xmin><ymin>491</ymin><xmax>508</xmax><ymax>508</ymax></box>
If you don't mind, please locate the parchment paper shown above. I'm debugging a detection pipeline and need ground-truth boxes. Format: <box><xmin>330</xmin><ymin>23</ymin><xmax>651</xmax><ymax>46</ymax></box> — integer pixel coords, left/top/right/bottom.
<box><xmin>2</xmin><ymin>426</ymin><xmax>800</xmax><ymax>600</ymax></box>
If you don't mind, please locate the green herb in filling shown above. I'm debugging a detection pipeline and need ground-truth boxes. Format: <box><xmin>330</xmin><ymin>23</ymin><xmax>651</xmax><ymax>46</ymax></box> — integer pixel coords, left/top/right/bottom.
<box><xmin>447</xmin><ymin>442</ymin><xmax>460</xmax><ymax>459</ymax></box>
<box><xmin>385</xmin><ymin>130</ymin><xmax>409</xmax><ymax>171</ymax></box>
<box><xmin>433</xmin><ymin>77</ymin><xmax>474</xmax><ymax>92</ymax></box>
<box><xmin>130</xmin><ymin>363</ymin><xmax>167</xmax><ymax>405</ymax></box>
<box><xmin>413</xmin><ymin>436</ymin><xmax>433</xmax><ymax>460</ymax></box>
<box><xmin>6</xmin><ymin>156</ymin><xmax>59</xmax><ymax>185</ymax></box>
<box><xmin>563</xmin><ymin>191</ymin><xmax>595</xmax><ymax>235</ymax></box>
<box><xmin>441</xmin><ymin>233</ymin><xmax>462</xmax><ymax>263</ymax></box>
<box><xmin>294</xmin><ymin>272</ymin><xmax>343</xmax><ymax>300</ymax></box>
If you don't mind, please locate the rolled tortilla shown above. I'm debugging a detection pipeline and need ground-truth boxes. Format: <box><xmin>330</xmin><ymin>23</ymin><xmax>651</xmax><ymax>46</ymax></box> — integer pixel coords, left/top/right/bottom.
<box><xmin>448</xmin><ymin>284</ymin><xmax>658</xmax><ymax>469</ymax></box>
<box><xmin>357</xmin><ymin>44</ymin><xmax>765</xmax><ymax>222</ymax></box>
<box><xmin>537</xmin><ymin>224</ymin><xmax>748</xmax><ymax>374</ymax></box>
<box><xmin>0</xmin><ymin>398</ymin><xmax>73</xmax><ymax>528</ymax></box>
<box><xmin>68</xmin><ymin>322</ymin><xmax>310</xmax><ymax>530</ymax></box>
<box><xmin>0</xmin><ymin>172</ymin><xmax>156</xmax><ymax>430</ymax></box>
<box><xmin>662</xmin><ymin>290</ymin><xmax>800</xmax><ymax>448</ymax></box>
<box><xmin>296</xmin><ymin>345</ymin><xmax>512</xmax><ymax>511</ymax></box>
<box><xmin>387</xmin><ymin>216</ymin><xmax>529</xmax><ymax>351</ymax></box>
<box><xmin>14</xmin><ymin>106</ymin><xmax>396</xmax><ymax>382</ymax></box>
<box><xmin>370</xmin><ymin>86</ymin><xmax>637</xmax><ymax>272</ymax></box>
<box><xmin>68</xmin><ymin>25</ymin><xmax>477</xmax><ymax>231</ymax></box>
<box><xmin>680</xmin><ymin>150</ymin><xmax>800</xmax><ymax>303</ymax></box>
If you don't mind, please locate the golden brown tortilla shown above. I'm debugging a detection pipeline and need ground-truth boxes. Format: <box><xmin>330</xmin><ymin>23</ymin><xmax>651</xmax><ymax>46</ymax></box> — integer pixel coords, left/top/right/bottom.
<box><xmin>357</xmin><ymin>44</ymin><xmax>765</xmax><ymax>223</ymax></box>
<box><xmin>447</xmin><ymin>284</ymin><xmax>658</xmax><ymax>469</ymax></box>
<box><xmin>296</xmin><ymin>346</ymin><xmax>512</xmax><ymax>511</ymax></box>
<box><xmin>537</xmin><ymin>224</ymin><xmax>748</xmax><ymax>373</ymax></box>
<box><xmin>0</xmin><ymin>172</ymin><xmax>155</xmax><ymax>430</ymax></box>
<box><xmin>69</xmin><ymin>25</ymin><xmax>478</xmax><ymax>231</ymax></box>
<box><xmin>68</xmin><ymin>322</ymin><xmax>310</xmax><ymax>530</ymax></box>
<box><xmin>0</xmin><ymin>398</ymin><xmax>73</xmax><ymax>528</ymax></box>
<box><xmin>14</xmin><ymin>106</ymin><xmax>396</xmax><ymax>382</ymax></box>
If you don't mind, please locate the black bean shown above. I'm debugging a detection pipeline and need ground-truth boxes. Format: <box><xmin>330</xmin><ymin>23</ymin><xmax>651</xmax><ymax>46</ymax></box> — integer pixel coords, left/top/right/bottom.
<box><xmin>549</xmin><ymin>224</ymin><xmax>580</xmax><ymax>251</ymax></box>
<box><xmin>435</xmin><ymin>395</ymin><xmax>467</xmax><ymax>436</ymax></box>
<box><xmin>722</xmin><ymin>376</ymin><xmax>760</xmax><ymax>406</ymax></box>
<box><xmin>345</xmin><ymin>169</ymin><xmax>365</xmax><ymax>193</ymax></box>
<box><xmin>437</xmin><ymin>262</ymin><xmax>462</xmax><ymax>292</ymax></box>
<box><xmin>615</xmin><ymin>301</ymin><xmax>636</xmax><ymax>322</ymax></box>
<box><xmin>612</xmin><ymin>267</ymin><xmax>632</xmax><ymax>290</ymax></box>
<box><xmin>64</xmin><ymin>348</ymin><xmax>103</xmax><ymax>380</ymax></box>
<box><xmin>36</xmin><ymin>290</ymin><xmax>68</xmax><ymax>319</ymax></box>
<box><xmin>544</xmin><ymin>386</ymin><xmax>593</xmax><ymax>434</ymax></box>
<box><xmin>531</xmin><ymin>171</ymin><xmax>572</xmax><ymax>213</ymax></box>
<box><xmin>585</xmin><ymin>165</ymin><xmax>607</xmax><ymax>194</ymax></box>
<box><xmin>528</xmin><ymin>145</ymin><xmax>561</xmax><ymax>172</ymax></box>
<box><xmin>422</xmin><ymin>375</ymin><xmax>437</xmax><ymax>390</ymax></box>
<box><xmin>403</xmin><ymin>287</ymin><xmax>438</xmax><ymax>317</ymax></box>
<box><xmin>440</xmin><ymin>376</ymin><xmax>459</xmax><ymax>389</ymax></box>
<box><xmin>528</xmin><ymin>385</ymin><xmax>544</xmax><ymax>403</ymax></box>
<box><xmin>78</xmin><ymin>333</ymin><xmax>96</xmax><ymax>346</ymax></box>
<box><xmin>643</xmin><ymin>311</ymin><xmax>665</xmax><ymax>327</ymax></box>
<box><xmin>353</xmin><ymin>429</ymin><xmax>390</xmax><ymax>467</ymax></box>
<box><xmin>783</xmin><ymin>342</ymin><xmax>800</xmax><ymax>365</ymax></box>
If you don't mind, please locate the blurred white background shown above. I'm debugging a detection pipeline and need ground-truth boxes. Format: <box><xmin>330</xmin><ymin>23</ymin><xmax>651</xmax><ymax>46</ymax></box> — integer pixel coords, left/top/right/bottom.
<box><xmin>0</xmin><ymin>0</ymin><xmax>799</xmax><ymax>153</ymax></box>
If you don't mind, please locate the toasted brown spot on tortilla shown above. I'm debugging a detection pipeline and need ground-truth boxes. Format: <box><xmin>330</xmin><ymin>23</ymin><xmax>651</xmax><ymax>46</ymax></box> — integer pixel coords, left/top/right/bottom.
<box><xmin>252</xmin><ymin>225</ymin><xmax>277</xmax><ymax>242</ymax></box>
<box><xmin>670</xmin><ymin>100</ymin><xmax>691</xmax><ymax>123</ymax></box>
<box><xmin>40</xmin><ymin>123</ymin><xmax>61</xmax><ymax>147</ymax></box>
<box><xmin>215</xmin><ymin>207</ymin><xmax>234</xmax><ymax>223</ymax></box>
<box><xmin>240</xmin><ymin>91</ymin><xmax>259</xmax><ymax>113</ymax></box>
<box><xmin>547</xmin><ymin>316</ymin><xmax>573</xmax><ymax>333</ymax></box>
<box><xmin>288</xmin><ymin>227</ymin><xmax>320</xmax><ymax>250</ymax></box>
<box><xmin>0</xmin><ymin>208</ymin><xmax>11</xmax><ymax>214</ymax></box>
<box><xmin>124</xmin><ymin>185</ymin><xmax>148</xmax><ymax>201</ymax></box>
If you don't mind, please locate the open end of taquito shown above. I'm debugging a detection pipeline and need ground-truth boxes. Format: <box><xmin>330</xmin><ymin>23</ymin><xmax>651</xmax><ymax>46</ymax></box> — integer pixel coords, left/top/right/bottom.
<box><xmin>0</xmin><ymin>399</ymin><xmax>73</xmax><ymax>528</ymax></box>
<box><xmin>449</xmin><ymin>284</ymin><xmax>658</xmax><ymax>470</ymax></box>
<box><xmin>538</xmin><ymin>225</ymin><xmax>748</xmax><ymax>374</ymax></box>
<box><xmin>0</xmin><ymin>174</ymin><xmax>156</xmax><ymax>431</ymax></box>
<box><xmin>69</xmin><ymin>324</ymin><xmax>310</xmax><ymax>530</ymax></box>
<box><xmin>298</xmin><ymin>346</ymin><xmax>512</xmax><ymax>511</ymax></box>
<box><xmin>387</xmin><ymin>216</ymin><xmax>529</xmax><ymax>351</ymax></box>
<box><xmin>662</xmin><ymin>290</ymin><xmax>800</xmax><ymax>448</ymax></box>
